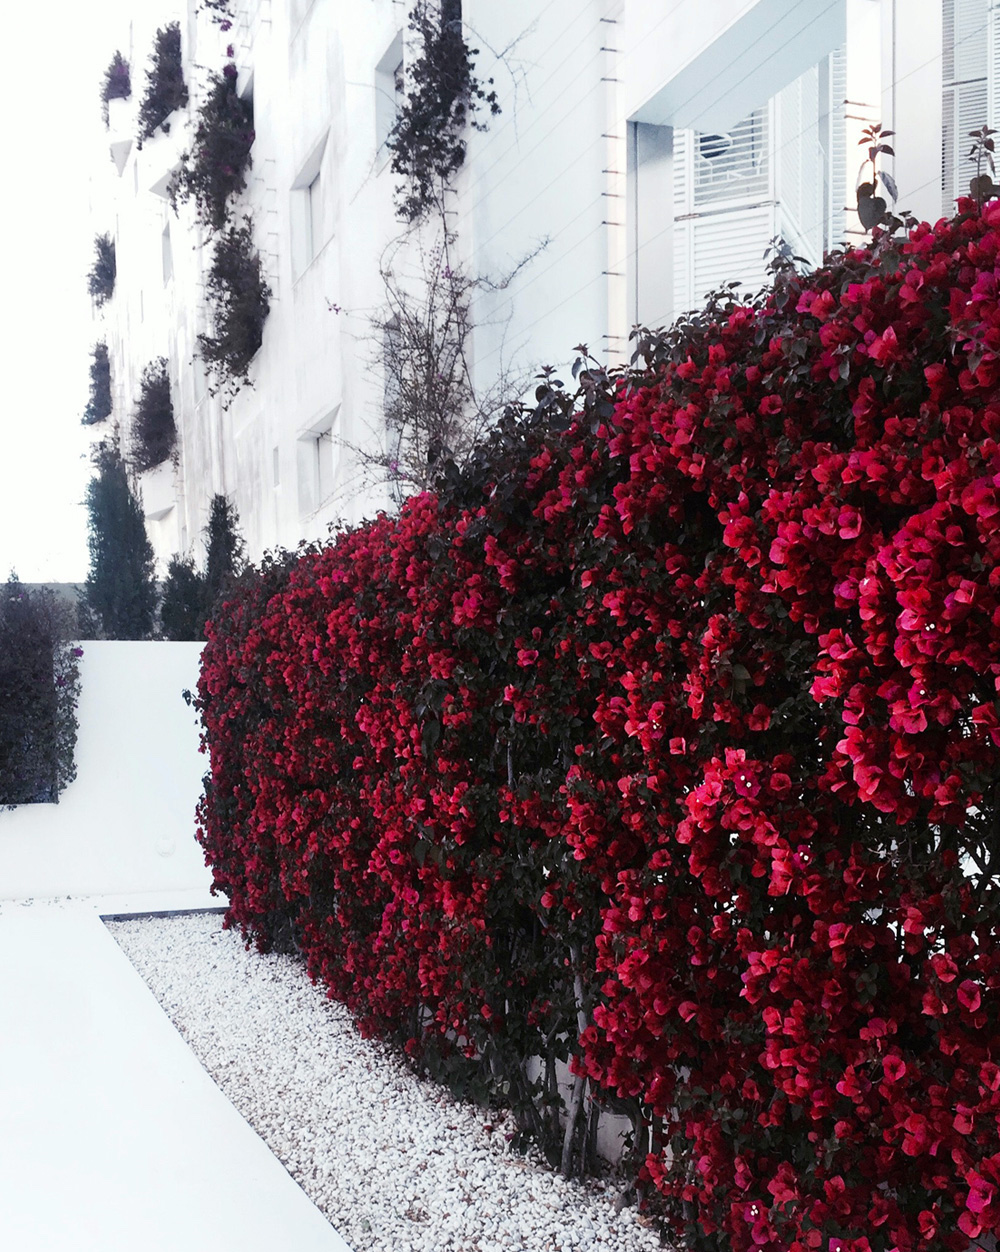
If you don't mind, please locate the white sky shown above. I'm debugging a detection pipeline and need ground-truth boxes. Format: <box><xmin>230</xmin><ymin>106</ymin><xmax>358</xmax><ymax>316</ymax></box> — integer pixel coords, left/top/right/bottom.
<box><xmin>0</xmin><ymin>0</ymin><xmax>135</xmax><ymax>583</ymax></box>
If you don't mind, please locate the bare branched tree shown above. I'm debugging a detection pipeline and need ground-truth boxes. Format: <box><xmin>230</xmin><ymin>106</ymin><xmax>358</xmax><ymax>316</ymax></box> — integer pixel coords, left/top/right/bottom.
<box><xmin>341</xmin><ymin>213</ymin><xmax>545</xmax><ymax>505</ymax></box>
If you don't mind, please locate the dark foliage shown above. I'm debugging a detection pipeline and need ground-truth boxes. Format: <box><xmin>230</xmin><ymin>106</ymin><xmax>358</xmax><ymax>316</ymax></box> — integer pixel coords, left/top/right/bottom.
<box><xmin>130</xmin><ymin>358</ymin><xmax>176</xmax><ymax>473</ymax></box>
<box><xmin>87</xmin><ymin>234</ymin><xmax>117</xmax><ymax>307</ymax></box>
<box><xmin>197</xmin><ymin>217</ymin><xmax>271</xmax><ymax>402</ymax></box>
<box><xmin>159</xmin><ymin>495</ymin><xmax>246</xmax><ymax>640</ymax></box>
<box><xmin>82</xmin><ymin>343</ymin><xmax>112</xmax><ymax>426</ymax></box>
<box><xmin>0</xmin><ymin>577</ymin><xmax>81</xmax><ymax>806</ymax></box>
<box><xmin>137</xmin><ymin>23</ymin><xmax>188</xmax><ymax>145</ymax></box>
<box><xmin>170</xmin><ymin>64</ymin><xmax>254</xmax><ymax>234</ymax></box>
<box><xmin>101</xmin><ymin>50</ymin><xmax>131</xmax><ymax>126</ymax></box>
<box><xmin>387</xmin><ymin>0</ymin><xmax>500</xmax><ymax>221</ymax></box>
<box><xmin>204</xmin><ymin>493</ymin><xmax>246</xmax><ymax>604</ymax></box>
<box><xmin>159</xmin><ymin>555</ymin><xmax>206</xmax><ymax>641</ymax></box>
<box><xmin>83</xmin><ymin>445</ymin><xmax>157</xmax><ymax>640</ymax></box>
<box><xmin>199</xmin><ymin>0</ymin><xmax>233</xmax><ymax>30</ymax></box>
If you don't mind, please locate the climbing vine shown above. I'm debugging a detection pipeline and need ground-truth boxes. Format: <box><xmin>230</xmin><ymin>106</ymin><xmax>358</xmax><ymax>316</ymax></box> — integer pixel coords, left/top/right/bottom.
<box><xmin>387</xmin><ymin>0</ymin><xmax>500</xmax><ymax>221</ymax></box>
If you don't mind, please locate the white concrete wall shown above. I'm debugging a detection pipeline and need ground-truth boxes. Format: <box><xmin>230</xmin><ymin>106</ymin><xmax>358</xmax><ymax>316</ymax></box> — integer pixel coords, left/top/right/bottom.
<box><xmin>0</xmin><ymin>642</ymin><xmax>211</xmax><ymax>900</ymax></box>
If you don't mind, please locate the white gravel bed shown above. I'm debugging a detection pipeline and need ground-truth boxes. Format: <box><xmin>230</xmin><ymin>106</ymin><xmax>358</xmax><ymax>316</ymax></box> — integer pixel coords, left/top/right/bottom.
<box><xmin>106</xmin><ymin>912</ymin><xmax>664</xmax><ymax>1252</ymax></box>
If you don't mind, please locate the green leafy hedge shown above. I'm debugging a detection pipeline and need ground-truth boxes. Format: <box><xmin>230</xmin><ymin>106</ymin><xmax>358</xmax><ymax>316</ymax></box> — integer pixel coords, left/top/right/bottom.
<box><xmin>0</xmin><ymin>578</ymin><xmax>81</xmax><ymax>806</ymax></box>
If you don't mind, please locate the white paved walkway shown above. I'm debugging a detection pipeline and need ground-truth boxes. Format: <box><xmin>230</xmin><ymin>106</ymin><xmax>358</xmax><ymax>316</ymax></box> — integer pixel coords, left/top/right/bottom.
<box><xmin>0</xmin><ymin>894</ymin><xmax>352</xmax><ymax>1252</ymax></box>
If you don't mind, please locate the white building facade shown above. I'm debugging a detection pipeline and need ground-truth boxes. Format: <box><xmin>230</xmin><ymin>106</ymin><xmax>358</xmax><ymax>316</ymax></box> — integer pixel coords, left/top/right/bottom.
<box><xmin>89</xmin><ymin>0</ymin><xmax>988</xmax><ymax>572</ymax></box>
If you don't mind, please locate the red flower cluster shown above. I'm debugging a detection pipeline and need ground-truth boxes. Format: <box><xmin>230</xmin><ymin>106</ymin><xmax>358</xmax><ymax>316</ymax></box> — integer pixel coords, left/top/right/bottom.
<box><xmin>195</xmin><ymin>203</ymin><xmax>1000</xmax><ymax>1250</ymax></box>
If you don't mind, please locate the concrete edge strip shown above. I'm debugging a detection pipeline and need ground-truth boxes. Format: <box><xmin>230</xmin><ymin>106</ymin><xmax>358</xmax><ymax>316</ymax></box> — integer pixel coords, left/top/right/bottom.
<box><xmin>99</xmin><ymin>906</ymin><xmax>229</xmax><ymax>922</ymax></box>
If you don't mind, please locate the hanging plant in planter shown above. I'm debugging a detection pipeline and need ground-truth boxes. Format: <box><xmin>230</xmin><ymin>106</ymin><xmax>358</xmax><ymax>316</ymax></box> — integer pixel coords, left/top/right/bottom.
<box><xmin>387</xmin><ymin>0</ymin><xmax>500</xmax><ymax>221</ymax></box>
<box><xmin>87</xmin><ymin>234</ymin><xmax>117</xmax><ymax>306</ymax></box>
<box><xmin>82</xmin><ymin>343</ymin><xmax>112</xmax><ymax>426</ymax></box>
<box><xmin>137</xmin><ymin>23</ymin><xmax>188</xmax><ymax>146</ymax></box>
<box><xmin>170</xmin><ymin>63</ymin><xmax>254</xmax><ymax>233</ymax></box>
<box><xmin>130</xmin><ymin>358</ymin><xmax>176</xmax><ymax>473</ymax></box>
<box><xmin>100</xmin><ymin>50</ymin><xmax>131</xmax><ymax>126</ymax></box>
<box><xmin>198</xmin><ymin>216</ymin><xmax>271</xmax><ymax>403</ymax></box>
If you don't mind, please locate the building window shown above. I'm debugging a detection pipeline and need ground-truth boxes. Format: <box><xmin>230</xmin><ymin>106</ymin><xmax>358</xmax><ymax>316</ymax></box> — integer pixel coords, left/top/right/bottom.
<box><xmin>296</xmin><ymin>407</ymin><xmax>339</xmax><ymax>516</ymax></box>
<box><xmin>375</xmin><ymin>34</ymin><xmax>405</xmax><ymax>159</ymax></box>
<box><xmin>693</xmin><ymin>109</ymin><xmax>769</xmax><ymax>207</ymax></box>
<box><xmin>292</xmin><ymin>133</ymin><xmax>328</xmax><ymax>276</ymax></box>
<box><xmin>306</xmin><ymin>170</ymin><xmax>321</xmax><ymax>263</ymax></box>
<box><xmin>162</xmin><ymin>223</ymin><xmax>173</xmax><ymax>285</ymax></box>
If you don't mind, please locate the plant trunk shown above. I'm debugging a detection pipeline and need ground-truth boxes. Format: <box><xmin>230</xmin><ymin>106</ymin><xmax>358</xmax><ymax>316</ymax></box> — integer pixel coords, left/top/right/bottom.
<box><xmin>560</xmin><ymin>945</ymin><xmax>590</xmax><ymax>1177</ymax></box>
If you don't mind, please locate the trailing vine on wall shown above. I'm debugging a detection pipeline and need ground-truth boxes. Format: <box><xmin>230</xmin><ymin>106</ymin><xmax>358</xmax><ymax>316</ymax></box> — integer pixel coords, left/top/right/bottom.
<box><xmin>137</xmin><ymin>22</ymin><xmax>188</xmax><ymax>146</ymax></box>
<box><xmin>87</xmin><ymin>234</ymin><xmax>117</xmax><ymax>306</ymax></box>
<box><xmin>197</xmin><ymin>216</ymin><xmax>271</xmax><ymax>404</ymax></box>
<box><xmin>198</xmin><ymin>0</ymin><xmax>233</xmax><ymax>32</ymax></box>
<box><xmin>100</xmin><ymin>50</ymin><xmax>131</xmax><ymax>126</ymax></box>
<box><xmin>130</xmin><ymin>358</ymin><xmax>176</xmax><ymax>473</ymax></box>
<box><xmin>170</xmin><ymin>63</ymin><xmax>254</xmax><ymax>233</ymax></box>
<box><xmin>82</xmin><ymin>343</ymin><xmax>112</xmax><ymax>426</ymax></box>
<box><xmin>387</xmin><ymin>0</ymin><xmax>500</xmax><ymax>221</ymax></box>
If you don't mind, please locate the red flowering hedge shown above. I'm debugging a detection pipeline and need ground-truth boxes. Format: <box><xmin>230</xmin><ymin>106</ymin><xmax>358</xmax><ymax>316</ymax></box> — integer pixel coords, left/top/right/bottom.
<box><xmin>195</xmin><ymin>203</ymin><xmax>1000</xmax><ymax>1252</ymax></box>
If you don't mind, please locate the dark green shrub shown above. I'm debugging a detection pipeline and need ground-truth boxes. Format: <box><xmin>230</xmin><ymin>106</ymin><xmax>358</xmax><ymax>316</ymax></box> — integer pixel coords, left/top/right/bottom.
<box><xmin>197</xmin><ymin>217</ymin><xmax>271</xmax><ymax>402</ymax></box>
<box><xmin>130</xmin><ymin>358</ymin><xmax>176</xmax><ymax>473</ymax></box>
<box><xmin>101</xmin><ymin>50</ymin><xmax>131</xmax><ymax>126</ymax></box>
<box><xmin>87</xmin><ymin>234</ymin><xmax>116</xmax><ymax>306</ymax></box>
<box><xmin>82</xmin><ymin>343</ymin><xmax>112</xmax><ymax>426</ymax></box>
<box><xmin>159</xmin><ymin>555</ymin><xmax>206</xmax><ymax>641</ymax></box>
<box><xmin>0</xmin><ymin>577</ymin><xmax>81</xmax><ymax>806</ymax></box>
<box><xmin>83</xmin><ymin>445</ymin><xmax>157</xmax><ymax>640</ymax></box>
<box><xmin>170</xmin><ymin>64</ymin><xmax>253</xmax><ymax>233</ymax></box>
<box><xmin>204</xmin><ymin>493</ymin><xmax>246</xmax><ymax>604</ymax></box>
<box><xmin>137</xmin><ymin>23</ymin><xmax>188</xmax><ymax>145</ymax></box>
<box><xmin>159</xmin><ymin>496</ymin><xmax>245</xmax><ymax>640</ymax></box>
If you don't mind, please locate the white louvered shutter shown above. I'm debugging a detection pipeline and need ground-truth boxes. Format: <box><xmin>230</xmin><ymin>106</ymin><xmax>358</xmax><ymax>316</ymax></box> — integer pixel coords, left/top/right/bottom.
<box><xmin>943</xmin><ymin>0</ymin><xmax>990</xmax><ymax>214</ymax></box>
<box><xmin>988</xmin><ymin>1</ymin><xmax>1000</xmax><ymax>130</ymax></box>
<box><xmin>828</xmin><ymin>46</ymin><xmax>848</xmax><ymax>253</ymax></box>
<box><xmin>673</xmin><ymin>107</ymin><xmax>774</xmax><ymax>312</ymax></box>
<box><xmin>775</xmin><ymin>64</ymin><xmax>824</xmax><ymax>267</ymax></box>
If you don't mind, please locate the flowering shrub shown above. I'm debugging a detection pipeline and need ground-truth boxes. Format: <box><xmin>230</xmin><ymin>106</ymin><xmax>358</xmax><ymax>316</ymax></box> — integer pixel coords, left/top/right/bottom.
<box><xmin>137</xmin><ymin>23</ymin><xmax>188</xmax><ymax>146</ymax></box>
<box><xmin>170</xmin><ymin>64</ymin><xmax>253</xmax><ymax>234</ymax></box>
<box><xmin>195</xmin><ymin>202</ymin><xmax>1000</xmax><ymax>1250</ymax></box>
<box><xmin>0</xmin><ymin>577</ymin><xmax>81</xmax><ymax>806</ymax></box>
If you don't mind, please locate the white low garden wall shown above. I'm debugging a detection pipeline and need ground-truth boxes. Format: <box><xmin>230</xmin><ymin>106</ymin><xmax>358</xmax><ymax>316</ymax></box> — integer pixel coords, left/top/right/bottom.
<box><xmin>0</xmin><ymin>641</ymin><xmax>212</xmax><ymax>900</ymax></box>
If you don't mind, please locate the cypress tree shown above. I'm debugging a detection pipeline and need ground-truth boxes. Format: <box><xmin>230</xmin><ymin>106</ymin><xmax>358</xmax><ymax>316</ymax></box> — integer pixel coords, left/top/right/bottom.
<box><xmin>159</xmin><ymin>554</ymin><xmax>206</xmax><ymax>641</ymax></box>
<box><xmin>203</xmin><ymin>494</ymin><xmax>245</xmax><ymax>618</ymax></box>
<box><xmin>83</xmin><ymin>445</ymin><xmax>157</xmax><ymax>639</ymax></box>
